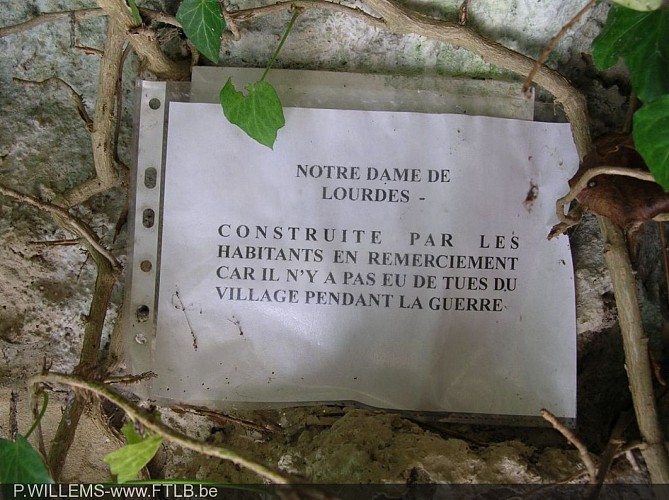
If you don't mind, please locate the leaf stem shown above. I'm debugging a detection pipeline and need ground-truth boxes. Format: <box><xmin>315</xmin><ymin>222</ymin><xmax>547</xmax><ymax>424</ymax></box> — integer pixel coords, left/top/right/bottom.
<box><xmin>25</xmin><ymin>392</ymin><xmax>48</xmax><ymax>439</ymax></box>
<box><xmin>260</xmin><ymin>9</ymin><xmax>301</xmax><ymax>82</ymax></box>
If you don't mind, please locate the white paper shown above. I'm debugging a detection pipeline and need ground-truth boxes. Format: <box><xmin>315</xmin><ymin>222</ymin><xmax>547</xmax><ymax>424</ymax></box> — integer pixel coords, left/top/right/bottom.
<box><xmin>149</xmin><ymin>103</ymin><xmax>577</xmax><ymax>419</ymax></box>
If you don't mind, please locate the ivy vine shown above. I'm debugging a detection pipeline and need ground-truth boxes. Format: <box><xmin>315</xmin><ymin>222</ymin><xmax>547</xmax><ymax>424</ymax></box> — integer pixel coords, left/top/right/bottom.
<box><xmin>593</xmin><ymin>3</ymin><xmax>668</xmax><ymax>187</ymax></box>
<box><xmin>176</xmin><ymin>0</ymin><xmax>296</xmax><ymax>148</ymax></box>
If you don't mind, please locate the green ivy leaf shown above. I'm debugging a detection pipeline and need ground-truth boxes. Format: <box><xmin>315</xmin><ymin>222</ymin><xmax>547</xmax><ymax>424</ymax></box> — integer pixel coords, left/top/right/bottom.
<box><xmin>634</xmin><ymin>94</ymin><xmax>669</xmax><ymax>190</ymax></box>
<box><xmin>176</xmin><ymin>0</ymin><xmax>225</xmax><ymax>63</ymax></box>
<box><xmin>220</xmin><ymin>78</ymin><xmax>286</xmax><ymax>149</ymax></box>
<box><xmin>120</xmin><ymin>422</ymin><xmax>143</xmax><ymax>445</ymax></box>
<box><xmin>127</xmin><ymin>0</ymin><xmax>142</xmax><ymax>24</ymax></box>
<box><xmin>592</xmin><ymin>6</ymin><xmax>669</xmax><ymax>103</ymax></box>
<box><xmin>0</xmin><ymin>435</ymin><xmax>53</xmax><ymax>483</ymax></box>
<box><xmin>104</xmin><ymin>434</ymin><xmax>163</xmax><ymax>483</ymax></box>
<box><xmin>613</xmin><ymin>0</ymin><xmax>663</xmax><ymax>10</ymax></box>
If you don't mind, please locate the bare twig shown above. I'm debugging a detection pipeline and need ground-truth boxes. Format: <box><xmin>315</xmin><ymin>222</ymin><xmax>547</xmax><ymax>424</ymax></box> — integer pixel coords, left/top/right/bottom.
<box><xmin>232</xmin><ymin>0</ymin><xmax>384</xmax><ymax>28</ymax></box>
<box><xmin>103</xmin><ymin>371</ymin><xmax>157</xmax><ymax>384</ymax></box>
<box><xmin>97</xmin><ymin>0</ymin><xmax>190</xmax><ymax>81</ymax></box>
<box><xmin>548</xmin><ymin>204</ymin><xmax>585</xmax><ymax>239</ymax></box>
<box><xmin>109</xmin><ymin>42</ymin><xmax>131</xmax><ymax>244</ymax></box>
<box><xmin>34</xmin><ymin>372</ymin><xmax>291</xmax><ymax>484</ymax></box>
<box><xmin>541</xmin><ymin>408</ymin><xmax>597</xmax><ymax>483</ymax></box>
<box><xmin>626</xmin><ymin>450</ymin><xmax>642</xmax><ymax>473</ymax></box>
<box><xmin>522</xmin><ymin>0</ymin><xmax>596</xmax><ymax>95</ymax></box>
<box><xmin>221</xmin><ymin>0</ymin><xmax>241</xmax><ymax>41</ymax></box>
<box><xmin>0</xmin><ymin>5</ymin><xmax>183</xmax><ymax>38</ymax></box>
<box><xmin>77</xmin><ymin>258</ymin><xmax>117</xmax><ymax>380</ymax></box>
<box><xmin>9</xmin><ymin>38</ymin><xmax>126</xmax><ymax>472</ymax></box>
<box><xmin>527</xmin><ymin>440</ymin><xmax>653</xmax><ymax>497</ymax></box>
<box><xmin>30</xmin><ymin>388</ymin><xmax>49</xmax><ymax>461</ymax></box>
<box><xmin>47</xmin><ymin>395</ymin><xmax>87</xmax><ymax>480</ymax></box>
<box><xmin>113</xmin><ymin>43</ymin><xmax>132</xmax><ymax>173</ymax></box>
<box><xmin>0</xmin><ymin>185</ymin><xmax>120</xmax><ymax>270</ymax></box>
<box><xmin>9</xmin><ymin>391</ymin><xmax>19</xmax><ymax>440</ymax></box>
<box><xmin>458</xmin><ymin>0</ymin><xmax>470</xmax><ymax>26</ymax></box>
<box><xmin>28</xmin><ymin>238</ymin><xmax>80</xmax><ymax>246</ymax></box>
<box><xmin>138</xmin><ymin>8</ymin><xmax>181</xmax><ymax>27</ymax></box>
<box><xmin>0</xmin><ymin>8</ymin><xmax>104</xmax><ymax>38</ymax></box>
<box><xmin>57</xmin><ymin>16</ymin><xmax>126</xmax><ymax>208</ymax></box>
<box><xmin>12</xmin><ymin>11</ymin><xmax>126</xmax><ymax>479</ymax></box>
<box><xmin>597</xmin><ymin>218</ymin><xmax>669</xmax><ymax>482</ymax></box>
<box><xmin>588</xmin><ymin>410</ymin><xmax>635</xmax><ymax>498</ymax></box>
<box><xmin>174</xmin><ymin>404</ymin><xmax>279</xmax><ymax>434</ymax></box>
<box><xmin>47</xmin><ymin>252</ymin><xmax>117</xmax><ymax>479</ymax></box>
<box><xmin>619</xmin><ymin>440</ymin><xmax>647</xmax><ymax>455</ymax></box>
<box><xmin>76</xmin><ymin>253</ymin><xmax>92</xmax><ymax>281</ymax></box>
<box><xmin>13</xmin><ymin>77</ymin><xmax>93</xmax><ymax>131</ymax></box>
<box><xmin>74</xmin><ymin>45</ymin><xmax>104</xmax><ymax>57</ymax></box>
<box><xmin>103</xmin><ymin>302</ymin><xmax>125</xmax><ymax>372</ymax></box>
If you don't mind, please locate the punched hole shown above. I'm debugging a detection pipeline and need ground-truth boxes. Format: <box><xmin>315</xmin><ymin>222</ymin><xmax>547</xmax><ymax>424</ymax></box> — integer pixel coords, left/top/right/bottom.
<box><xmin>136</xmin><ymin>305</ymin><xmax>150</xmax><ymax>323</ymax></box>
<box><xmin>142</xmin><ymin>208</ymin><xmax>155</xmax><ymax>228</ymax></box>
<box><xmin>148</xmin><ymin>98</ymin><xmax>161</xmax><ymax>110</ymax></box>
<box><xmin>144</xmin><ymin>167</ymin><xmax>157</xmax><ymax>189</ymax></box>
<box><xmin>140</xmin><ymin>260</ymin><xmax>152</xmax><ymax>272</ymax></box>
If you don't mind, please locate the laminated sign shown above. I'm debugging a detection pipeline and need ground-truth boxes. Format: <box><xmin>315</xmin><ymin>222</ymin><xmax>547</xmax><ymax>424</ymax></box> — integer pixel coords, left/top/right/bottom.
<box><xmin>127</xmin><ymin>69</ymin><xmax>578</xmax><ymax>424</ymax></box>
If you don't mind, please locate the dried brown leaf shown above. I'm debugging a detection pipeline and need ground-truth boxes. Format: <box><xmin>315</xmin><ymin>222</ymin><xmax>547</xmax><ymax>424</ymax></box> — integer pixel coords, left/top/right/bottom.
<box><xmin>570</xmin><ymin>133</ymin><xmax>669</xmax><ymax>229</ymax></box>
